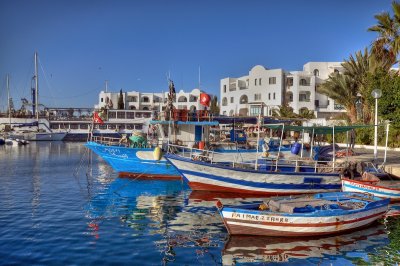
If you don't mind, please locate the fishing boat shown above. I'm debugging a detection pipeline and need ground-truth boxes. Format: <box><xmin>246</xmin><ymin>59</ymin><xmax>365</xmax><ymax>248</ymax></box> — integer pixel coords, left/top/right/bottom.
<box><xmin>164</xmin><ymin>124</ymin><xmax>381</xmax><ymax>195</ymax></box>
<box><xmin>216</xmin><ymin>192</ymin><xmax>390</xmax><ymax>237</ymax></box>
<box><xmin>342</xmin><ymin>172</ymin><xmax>400</xmax><ymax>202</ymax></box>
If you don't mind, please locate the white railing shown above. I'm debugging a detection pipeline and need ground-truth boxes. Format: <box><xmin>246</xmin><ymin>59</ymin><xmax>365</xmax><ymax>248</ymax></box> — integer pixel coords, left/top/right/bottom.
<box><xmin>167</xmin><ymin>144</ymin><xmax>345</xmax><ymax>174</ymax></box>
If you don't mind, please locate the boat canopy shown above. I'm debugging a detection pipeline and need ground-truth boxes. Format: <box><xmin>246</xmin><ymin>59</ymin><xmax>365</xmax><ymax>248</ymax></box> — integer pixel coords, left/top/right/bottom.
<box><xmin>212</xmin><ymin>116</ymin><xmax>292</xmax><ymax>125</ymax></box>
<box><xmin>262</xmin><ymin>124</ymin><xmax>376</xmax><ymax>134</ymax></box>
<box><xmin>149</xmin><ymin>120</ymin><xmax>219</xmax><ymax>126</ymax></box>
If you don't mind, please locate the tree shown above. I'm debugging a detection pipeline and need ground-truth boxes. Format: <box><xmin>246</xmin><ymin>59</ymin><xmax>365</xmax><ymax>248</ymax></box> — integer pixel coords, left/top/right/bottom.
<box><xmin>368</xmin><ymin>1</ymin><xmax>400</xmax><ymax>68</ymax></box>
<box><xmin>209</xmin><ymin>96</ymin><xmax>220</xmax><ymax>115</ymax></box>
<box><xmin>271</xmin><ymin>104</ymin><xmax>297</xmax><ymax>119</ymax></box>
<box><xmin>317</xmin><ymin>73</ymin><xmax>358</xmax><ymax>123</ymax></box>
<box><xmin>118</xmin><ymin>89</ymin><xmax>124</xmax><ymax>109</ymax></box>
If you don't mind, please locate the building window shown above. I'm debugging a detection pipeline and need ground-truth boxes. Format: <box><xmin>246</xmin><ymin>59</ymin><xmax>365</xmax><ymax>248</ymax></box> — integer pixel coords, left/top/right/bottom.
<box><xmin>334</xmin><ymin>69</ymin><xmax>339</xmax><ymax>74</ymax></box>
<box><xmin>246</xmin><ymin>79</ymin><xmax>249</xmax><ymax>87</ymax></box>
<box><xmin>269</xmin><ymin>77</ymin><xmax>276</xmax><ymax>84</ymax></box>
<box><xmin>117</xmin><ymin>112</ymin><xmax>125</xmax><ymax>119</ymax></box>
<box><xmin>142</xmin><ymin>96</ymin><xmax>149</xmax><ymax>102</ymax></box>
<box><xmin>268</xmin><ymin>93</ymin><xmax>271</xmax><ymax>100</ymax></box>
<box><xmin>287</xmin><ymin>78</ymin><xmax>293</xmax><ymax>86</ymax></box>
<box><xmin>223</xmin><ymin>85</ymin><xmax>226</xmax><ymax>93</ymax></box>
<box><xmin>222</xmin><ymin>97</ymin><xmax>228</xmax><ymax>106</ymax></box>
<box><xmin>240</xmin><ymin>95</ymin><xmax>248</xmax><ymax>104</ymax></box>
<box><xmin>250</xmin><ymin>106</ymin><xmax>261</xmax><ymax>116</ymax></box>
<box><xmin>230</xmin><ymin>97</ymin><xmax>234</xmax><ymax>103</ymax></box>
<box><xmin>259</xmin><ymin>78</ymin><xmax>262</xmax><ymax>85</ymax></box>
<box><xmin>273</xmin><ymin>93</ymin><xmax>275</xmax><ymax>100</ymax></box>
<box><xmin>127</xmin><ymin>112</ymin><xmax>135</xmax><ymax>119</ymax></box>
<box><xmin>255</xmin><ymin>79</ymin><xmax>257</xmax><ymax>86</ymax></box>
<box><xmin>313</xmin><ymin>69</ymin><xmax>319</xmax><ymax>76</ymax></box>
<box><xmin>178</xmin><ymin>96</ymin><xmax>187</xmax><ymax>102</ymax></box>
<box><xmin>108</xmin><ymin>112</ymin><xmax>116</xmax><ymax>119</ymax></box>
<box><xmin>299</xmin><ymin>79</ymin><xmax>309</xmax><ymax>86</ymax></box>
<box><xmin>254</xmin><ymin>94</ymin><xmax>261</xmax><ymax>101</ymax></box>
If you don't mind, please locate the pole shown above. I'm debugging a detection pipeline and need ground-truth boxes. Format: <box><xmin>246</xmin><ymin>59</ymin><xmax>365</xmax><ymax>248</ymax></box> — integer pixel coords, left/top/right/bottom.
<box><xmin>7</xmin><ymin>74</ymin><xmax>11</xmax><ymax>125</ymax></box>
<box><xmin>374</xmin><ymin>98</ymin><xmax>378</xmax><ymax>160</ymax></box>
<box><xmin>34</xmin><ymin>52</ymin><xmax>39</xmax><ymax>121</ymax></box>
<box><xmin>255</xmin><ymin>114</ymin><xmax>261</xmax><ymax>170</ymax></box>
<box><xmin>384</xmin><ymin>123</ymin><xmax>390</xmax><ymax>165</ymax></box>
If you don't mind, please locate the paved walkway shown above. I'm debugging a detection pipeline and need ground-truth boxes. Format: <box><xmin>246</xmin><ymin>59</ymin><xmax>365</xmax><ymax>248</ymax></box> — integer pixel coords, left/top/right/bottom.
<box><xmin>340</xmin><ymin>148</ymin><xmax>400</xmax><ymax>178</ymax></box>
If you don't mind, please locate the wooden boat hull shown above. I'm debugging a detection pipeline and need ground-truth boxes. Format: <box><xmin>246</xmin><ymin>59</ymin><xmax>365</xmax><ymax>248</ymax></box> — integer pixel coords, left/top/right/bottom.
<box><xmin>86</xmin><ymin>142</ymin><xmax>180</xmax><ymax>177</ymax></box>
<box><xmin>165</xmin><ymin>154</ymin><xmax>341</xmax><ymax>195</ymax></box>
<box><xmin>217</xmin><ymin>192</ymin><xmax>390</xmax><ymax>237</ymax></box>
<box><xmin>342</xmin><ymin>178</ymin><xmax>400</xmax><ymax>202</ymax></box>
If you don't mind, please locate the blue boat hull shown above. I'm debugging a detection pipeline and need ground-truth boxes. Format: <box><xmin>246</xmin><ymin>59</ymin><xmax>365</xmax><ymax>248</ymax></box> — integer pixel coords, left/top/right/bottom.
<box><xmin>86</xmin><ymin>142</ymin><xmax>180</xmax><ymax>177</ymax></box>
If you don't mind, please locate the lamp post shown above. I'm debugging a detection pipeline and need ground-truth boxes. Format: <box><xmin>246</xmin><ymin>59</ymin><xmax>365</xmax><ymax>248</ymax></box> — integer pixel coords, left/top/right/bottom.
<box><xmin>371</xmin><ymin>89</ymin><xmax>382</xmax><ymax>160</ymax></box>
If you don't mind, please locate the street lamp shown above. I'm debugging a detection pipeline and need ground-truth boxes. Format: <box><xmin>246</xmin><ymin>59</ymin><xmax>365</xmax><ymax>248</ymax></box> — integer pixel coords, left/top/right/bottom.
<box><xmin>371</xmin><ymin>89</ymin><xmax>382</xmax><ymax>160</ymax></box>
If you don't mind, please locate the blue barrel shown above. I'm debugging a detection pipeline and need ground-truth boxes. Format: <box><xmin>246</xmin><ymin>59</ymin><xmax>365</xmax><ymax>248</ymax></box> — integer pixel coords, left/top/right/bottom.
<box><xmin>291</xmin><ymin>142</ymin><xmax>301</xmax><ymax>155</ymax></box>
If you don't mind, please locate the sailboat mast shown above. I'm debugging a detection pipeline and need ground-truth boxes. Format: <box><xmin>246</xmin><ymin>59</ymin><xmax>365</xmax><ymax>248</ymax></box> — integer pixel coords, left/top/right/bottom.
<box><xmin>7</xmin><ymin>74</ymin><xmax>11</xmax><ymax>125</ymax></box>
<box><xmin>34</xmin><ymin>52</ymin><xmax>39</xmax><ymax>121</ymax></box>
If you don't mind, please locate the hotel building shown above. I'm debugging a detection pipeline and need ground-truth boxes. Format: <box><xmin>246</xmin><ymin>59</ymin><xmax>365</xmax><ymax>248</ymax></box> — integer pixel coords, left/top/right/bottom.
<box><xmin>220</xmin><ymin>62</ymin><xmax>346</xmax><ymax>118</ymax></box>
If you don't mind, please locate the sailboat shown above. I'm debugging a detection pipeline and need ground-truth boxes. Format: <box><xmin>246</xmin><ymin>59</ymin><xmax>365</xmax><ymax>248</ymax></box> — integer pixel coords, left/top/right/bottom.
<box><xmin>10</xmin><ymin>52</ymin><xmax>67</xmax><ymax>141</ymax></box>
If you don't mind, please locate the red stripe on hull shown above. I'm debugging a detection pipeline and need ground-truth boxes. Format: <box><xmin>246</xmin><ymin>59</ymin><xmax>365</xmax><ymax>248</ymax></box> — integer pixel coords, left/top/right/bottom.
<box><xmin>188</xmin><ymin>182</ymin><xmax>310</xmax><ymax>196</ymax></box>
<box><xmin>342</xmin><ymin>178</ymin><xmax>400</xmax><ymax>192</ymax></box>
<box><xmin>119</xmin><ymin>172</ymin><xmax>181</xmax><ymax>180</ymax></box>
<box><xmin>226</xmin><ymin>221</ymin><xmax>379</xmax><ymax>237</ymax></box>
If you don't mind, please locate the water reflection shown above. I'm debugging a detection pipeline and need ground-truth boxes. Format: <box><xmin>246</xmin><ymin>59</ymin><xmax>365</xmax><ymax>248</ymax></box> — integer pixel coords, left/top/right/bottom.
<box><xmin>83</xmin><ymin>171</ymin><xmax>400</xmax><ymax>265</ymax></box>
<box><xmin>222</xmin><ymin>225</ymin><xmax>389</xmax><ymax>265</ymax></box>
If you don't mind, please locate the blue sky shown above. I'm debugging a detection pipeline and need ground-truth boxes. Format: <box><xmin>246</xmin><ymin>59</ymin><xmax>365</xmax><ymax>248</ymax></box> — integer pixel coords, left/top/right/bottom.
<box><xmin>0</xmin><ymin>0</ymin><xmax>393</xmax><ymax>109</ymax></box>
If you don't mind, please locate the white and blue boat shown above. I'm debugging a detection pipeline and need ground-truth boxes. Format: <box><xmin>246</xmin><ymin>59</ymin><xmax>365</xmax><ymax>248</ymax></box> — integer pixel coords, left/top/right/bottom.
<box><xmin>216</xmin><ymin>192</ymin><xmax>390</xmax><ymax>236</ymax></box>
<box><xmin>86</xmin><ymin>120</ymin><xmax>220</xmax><ymax>179</ymax></box>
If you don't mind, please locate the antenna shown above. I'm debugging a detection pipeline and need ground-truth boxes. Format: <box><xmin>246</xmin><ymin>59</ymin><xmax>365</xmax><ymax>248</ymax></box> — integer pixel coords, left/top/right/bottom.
<box><xmin>198</xmin><ymin>66</ymin><xmax>201</xmax><ymax>89</ymax></box>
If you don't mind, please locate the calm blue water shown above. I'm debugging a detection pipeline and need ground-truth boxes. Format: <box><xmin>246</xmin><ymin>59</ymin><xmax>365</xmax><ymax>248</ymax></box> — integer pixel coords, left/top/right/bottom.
<box><xmin>0</xmin><ymin>142</ymin><xmax>399</xmax><ymax>265</ymax></box>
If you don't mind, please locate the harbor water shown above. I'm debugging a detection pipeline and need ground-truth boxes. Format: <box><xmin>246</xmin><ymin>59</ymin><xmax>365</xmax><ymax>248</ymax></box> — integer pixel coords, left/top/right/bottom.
<box><xmin>0</xmin><ymin>142</ymin><xmax>399</xmax><ymax>265</ymax></box>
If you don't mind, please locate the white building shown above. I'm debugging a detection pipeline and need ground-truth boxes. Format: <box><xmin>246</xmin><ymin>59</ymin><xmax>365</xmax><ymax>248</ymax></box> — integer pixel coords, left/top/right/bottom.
<box><xmin>220</xmin><ymin>62</ymin><xmax>346</xmax><ymax>118</ymax></box>
<box><xmin>95</xmin><ymin>88</ymin><xmax>207</xmax><ymax>113</ymax></box>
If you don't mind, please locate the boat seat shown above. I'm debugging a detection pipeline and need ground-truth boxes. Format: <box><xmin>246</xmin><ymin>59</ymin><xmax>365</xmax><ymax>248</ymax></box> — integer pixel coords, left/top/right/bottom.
<box><xmin>265</xmin><ymin>198</ymin><xmax>335</xmax><ymax>213</ymax></box>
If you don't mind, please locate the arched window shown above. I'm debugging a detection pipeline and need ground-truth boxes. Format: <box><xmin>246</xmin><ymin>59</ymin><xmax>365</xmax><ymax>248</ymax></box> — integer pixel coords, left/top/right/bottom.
<box><xmin>130</xmin><ymin>106</ymin><xmax>136</xmax><ymax>110</ymax></box>
<box><xmin>222</xmin><ymin>97</ymin><xmax>228</xmax><ymax>106</ymax></box>
<box><xmin>313</xmin><ymin>69</ymin><xmax>319</xmax><ymax>76</ymax></box>
<box><xmin>334</xmin><ymin>69</ymin><xmax>339</xmax><ymax>74</ymax></box>
<box><xmin>239</xmin><ymin>95</ymin><xmax>248</xmax><ymax>104</ymax></box>
<box><xmin>143</xmin><ymin>106</ymin><xmax>149</xmax><ymax>110</ymax></box>
<box><xmin>300</xmin><ymin>79</ymin><xmax>307</xmax><ymax>86</ymax></box>
<box><xmin>142</xmin><ymin>96</ymin><xmax>149</xmax><ymax>103</ymax></box>
<box><xmin>178</xmin><ymin>96</ymin><xmax>187</xmax><ymax>102</ymax></box>
<box><xmin>229</xmin><ymin>110</ymin><xmax>234</xmax><ymax>116</ymax></box>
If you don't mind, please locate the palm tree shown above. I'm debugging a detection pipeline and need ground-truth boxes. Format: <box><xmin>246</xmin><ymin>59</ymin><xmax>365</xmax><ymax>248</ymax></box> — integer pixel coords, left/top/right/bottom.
<box><xmin>368</xmin><ymin>1</ymin><xmax>399</xmax><ymax>68</ymax></box>
<box><xmin>317</xmin><ymin>73</ymin><xmax>358</xmax><ymax>123</ymax></box>
<box><xmin>271</xmin><ymin>104</ymin><xmax>297</xmax><ymax>119</ymax></box>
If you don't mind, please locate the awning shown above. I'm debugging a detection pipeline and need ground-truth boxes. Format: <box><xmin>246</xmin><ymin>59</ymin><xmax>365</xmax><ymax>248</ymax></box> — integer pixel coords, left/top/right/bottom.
<box><xmin>262</xmin><ymin>124</ymin><xmax>376</xmax><ymax>134</ymax></box>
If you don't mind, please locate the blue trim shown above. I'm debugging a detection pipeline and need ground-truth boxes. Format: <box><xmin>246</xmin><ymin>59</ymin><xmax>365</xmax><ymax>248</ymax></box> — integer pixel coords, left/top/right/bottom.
<box><xmin>344</xmin><ymin>183</ymin><xmax>400</xmax><ymax>197</ymax></box>
<box><xmin>165</xmin><ymin>154</ymin><xmax>339</xmax><ymax>177</ymax></box>
<box><xmin>221</xmin><ymin>193</ymin><xmax>389</xmax><ymax>217</ymax></box>
<box><xmin>179</xmin><ymin>169</ymin><xmax>340</xmax><ymax>190</ymax></box>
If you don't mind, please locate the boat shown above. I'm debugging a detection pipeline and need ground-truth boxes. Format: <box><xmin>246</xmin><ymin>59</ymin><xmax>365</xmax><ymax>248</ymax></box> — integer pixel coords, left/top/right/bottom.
<box><xmin>222</xmin><ymin>224</ymin><xmax>388</xmax><ymax>264</ymax></box>
<box><xmin>216</xmin><ymin>192</ymin><xmax>390</xmax><ymax>237</ymax></box>
<box><xmin>164</xmin><ymin>124</ymin><xmax>382</xmax><ymax>195</ymax></box>
<box><xmin>342</xmin><ymin>172</ymin><xmax>400</xmax><ymax>202</ymax></box>
<box><xmin>7</xmin><ymin>53</ymin><xmax>67</xmax><ymax>141</ymax></box>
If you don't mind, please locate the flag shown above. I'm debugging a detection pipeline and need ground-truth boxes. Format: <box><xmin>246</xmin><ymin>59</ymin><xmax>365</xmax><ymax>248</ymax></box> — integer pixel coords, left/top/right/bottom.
<box><xmin>200</xmin><ymin>93</ymin><xmax>211</xmax><ymax>107</ymax></box>
<box><xmin>93</xmin><ymin>112</ymin><xmax>104</xmax><ymax>124</ymax></box>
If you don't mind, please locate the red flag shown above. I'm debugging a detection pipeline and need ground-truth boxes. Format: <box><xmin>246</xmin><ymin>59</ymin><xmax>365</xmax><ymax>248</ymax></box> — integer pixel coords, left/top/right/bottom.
<box><xmin>200</xmin><ymin>93</ymin><xmax>211</xmax><ymax>107</ymax></box>
<box><xmin>93</xmin><ymin>112</ymin><xmax>104</xmax><ymax>124</ymax></box>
